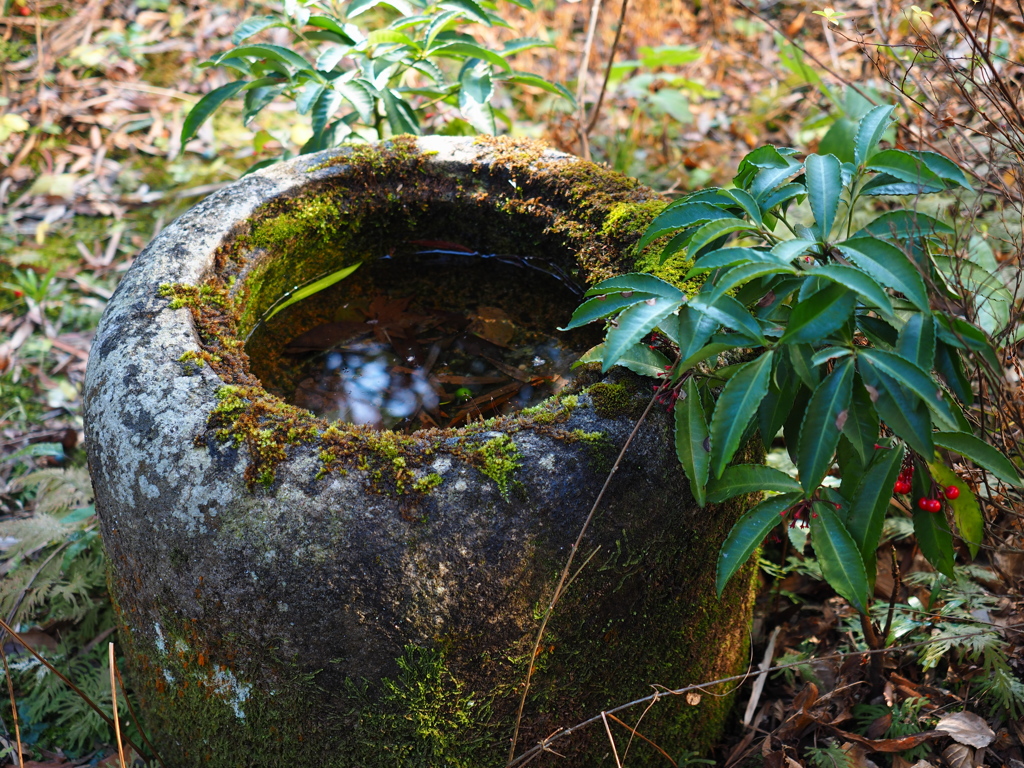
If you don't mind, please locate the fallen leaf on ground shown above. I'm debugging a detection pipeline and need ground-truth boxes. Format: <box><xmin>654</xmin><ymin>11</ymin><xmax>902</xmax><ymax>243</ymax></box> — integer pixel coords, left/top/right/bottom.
<box><xmin>934</xmin><ymin>711</ymin><xmax>995</xmax><ymax>747</ymax></box>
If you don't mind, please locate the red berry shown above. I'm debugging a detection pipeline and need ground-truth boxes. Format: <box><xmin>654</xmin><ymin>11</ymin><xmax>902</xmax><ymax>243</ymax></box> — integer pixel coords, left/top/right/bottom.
<box><xmin>917</xmin><ymin>497</ymin><xmax>931</xmax><ymax>510</ymax></box>
<box><xmin>894</xmin><ymin>480</ymin><xmax>911</xmax><ymax>495</ymax></box>
<box><xmin>18</xmin><ymin>5</ymin><xmax>30</xmax><ymax>14</ymax></box>
<box><xmin>930</xmin><ymin>498</ymin><xmax>943</xmax><ymax>512</ymax></box>
<box><xmin>944</xmin><ymin>485</ymin><xmax>960</xmax><ymax>500</ymax></box>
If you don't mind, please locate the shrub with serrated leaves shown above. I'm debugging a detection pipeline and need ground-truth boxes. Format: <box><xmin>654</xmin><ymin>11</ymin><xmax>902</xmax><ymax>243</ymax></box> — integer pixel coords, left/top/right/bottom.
<box><xmin>181</xmin><ymin>0</ymin><xmax>572</xmax><ymax>165</ymax></box>
<box><xmin>564</xmin><ymin>105</ymin><xmax>1023</xmax><ymax>616</ymax></box>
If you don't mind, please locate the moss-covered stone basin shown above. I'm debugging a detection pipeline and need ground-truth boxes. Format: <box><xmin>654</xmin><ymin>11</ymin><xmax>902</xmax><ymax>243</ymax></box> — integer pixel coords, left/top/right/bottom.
<box><xmin>83</xmin><ymin>136</ymin><xmax>757</xmax><ymax>768</ymax></box>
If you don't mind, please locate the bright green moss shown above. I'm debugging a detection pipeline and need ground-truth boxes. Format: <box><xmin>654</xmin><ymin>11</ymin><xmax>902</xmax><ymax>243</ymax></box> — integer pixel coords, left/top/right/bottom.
<box><xmin>412</xmin><ymin>473</ymin><xmax>443</xmax><ymax>493</ymax></box>
<box><xmin>586</xmin><ymin>382</ymin><xmax>634</xmax><ymax>419</ymax></box>
<box><xmin>472</xmin><ymin>435</ymin><xmax>521</xmax><ymax>501</ymax></box>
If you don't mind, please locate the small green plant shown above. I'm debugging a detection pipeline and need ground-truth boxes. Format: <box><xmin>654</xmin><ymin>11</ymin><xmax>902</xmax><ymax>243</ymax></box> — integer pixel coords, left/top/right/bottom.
<box><xmin>180</xmin><ymin>0</ymin><xmax>571</xmax><ymax>160</ymax></box>
<box><xmin>564</xmin><ymin>104</ymin><xmax>1022</xmax><ymax>617</ymax></box>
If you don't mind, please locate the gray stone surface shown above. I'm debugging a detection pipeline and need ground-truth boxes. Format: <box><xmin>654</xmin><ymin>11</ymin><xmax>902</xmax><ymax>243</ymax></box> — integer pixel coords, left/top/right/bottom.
<box><xmin>83</xmin><ymin>136</ymin><xmax>756</xmax><ymax>767</ymax></box>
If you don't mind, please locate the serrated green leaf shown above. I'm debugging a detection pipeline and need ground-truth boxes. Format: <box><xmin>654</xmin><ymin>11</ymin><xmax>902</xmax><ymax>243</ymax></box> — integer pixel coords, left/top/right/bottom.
<box><xmin>837</xmin><ymin>237</ymin><xmax>930</xmax><ymax>312</ymax></box>
<box><xmin>896</xmin><ymin>313</ymin><xmax>936</xmax><ymax>372</ymax></box>
<box><xmin>232</xmin><ymin>15</ymin><xmax>284</xmax><ymax>44</ymax></box>
<box><xmin>854</xmin><ymin>104</ymin><xmax>895</xmax><ymax>166</ymax></box>
<box><xmin>933</xmin><ymin>431</ymin><xmax>1022</xmax><ymax>486</ymax></box>
<box><xmin>760</xmin><ymin>183</ymin><xmax>806</xmax><ymax>214</ymax></box>
<box><xmin>635</xmin><ymin>203</ymin><xmax>733</xmax><ymax>252</ymax></box>
<box><xmin>904</xmin><ymin>150</ymin><xmax>973</xmax><ymax>189</ymax></box>
<box><xmin>583</xmin><ymin>273</ymin><xmax>684</xmax><ymax>300</ymax></box>
<box><xmin>458</xmin><ymin>61</ymin><xmax>495</xmax><ymax>133</ymax></box>
<box><xmin>501</xmin><ymin>73</ymin><xmax>574</xmax><ymax>105</ymax></box>
<box><xmin>307</xmin><ymin>15</ymin><xmax>356</xmax><ymax>43</ymax></box>
<box><xmin>750</xmin><ymin>161</ymin><xmax>803</xmax><ymax>201</ymax></box>
<box><xmin>866</xmin><ymin>149</ymin><xmax>948</xmax><ymax>188</ymax></box>
<box><xmin>913</xmin><ymin>504</ymin><xmax>956</xmax><ymax>578</ymax></box>
<box><xmin>335</xmin><ymin>80</ymin><xmax>375</xmax><ymax>123</ymax></box>
<box><xmin>722</xmin><ymin>188</ymin><xmax>763</xmax><ymax>226</ymax></box>
<box><xmin>709</xmin><ymin>352</ymin><xmax>775</xmax><ymax>477</ymax></box>
<box><xmin>347</xmin><ymin>0</ymin><xmax>384</xmax><ymax>17</ymax></box>
<box><xmin>841</xmin><ymin>380</ymin><xmax>879</xmax><ymax>463</ymax></box>
<box><xmin>809</xmin><ymin>264</ymin><xmax>894</xmax><ymax>320</ymax></box>
<box><xmin>860</xmin><ymin>172</ymin><xmax>944</xmax><ymax>196</ymax></box>
<box><xmin>572</xmin><ymin>341</ymin><xmax>671</xmax><ymax>378</ymax></box>
<box><xmin>702</xmin><ymin>262</ymin><xmax>796</xmax><ymax>304</ymax></box>
<box><xmin>928</xmin><ymin>459</ymin><xmax>982</xmax><ymax>557</ymax></box>
<box><xmin>805</xmin><ymin>153</ymin><xmax>843</xmax><ymax>242</ymax></box>
<box><xmin>676</xmin><ymin>340</ymin><xmax>745</xmax><ymax>377</ymax></box>
<box><xmin>707</xmin><ymin>464</ymin><xmax>802</xmax><ymax>502</ymax></box>
<box><xmin>860</xmin><ymin>348</ymin><xmax>957</xmax><ymax>430</ymax></box>
<box><xmin>759</xmin><ymin>353</ymin><xmax>797</xmax><ymax>449</ymax></box>
<box><xmin>601</xmin><ymin>298</ymin><xmax>679</xmax><ymax>373</ymax></box>
<box><xmin>934</xmin><ymin>340</ymin><xmax>973</xmax><ymax>405</ymax></box>
<box><xmin>676</xmin><ymin>377</ymin><xmax>711</xmax><ymax>506</ymax></box>
<box><xmin>716</xmin><ymin>493</ymin><xmax>798</xmax><ymax>595</ymax></box>
<box><xmin>810</xmin><ymin>347</ymin><xmax>853</xmax><ymax>366</ymax></box>
<box><xmin>432</xmin><ymin>41</ymin><xmax>511</xmax><ymax>71</ymax></box>
<box><xmin>810</xmin><ymin>502</ymin><xmax>870</xmax><ymax>612</ymax></box>
<box><xmin>311</xmin><ymin>88</ymin><xmax>343</xmax><ymax>135</ymax></box>
<box><xmin>858</xmin><ymin>362</ymin><xmax>934</xmax><ymax>458</ymax></box>
<box><xmin>562</xmin><ymin>291</ymin><xmax>659</xmax><ymax>331</ymax></box>
<box><xmin>296</xmin><ymin>81</ymin><xmax>325</xmax><ymax>114</ymax></box>
<box><xmin>686</xmin><ymin>247</ymin><xmax>779</xmax><ymax>277</ymax></box>
<box><xmin>798</xmin><ymin>357</ymin><xmax>855</xmax><ymax>495</ymax></box>
<box><xmin>381</xmin><ymin>88</ymin><xmax>419</xmax><ymax>135</ymax></box>
<box><xmin>214</xmin><ymin>44</ymin><xmax>314</xmax><ymax>74</ymax></box>
<box><xmin>316</xmin><ymin>46</ymin><xmax>349</xmax><ymax>72</ymax></box>
<box><xmin>688</xmin><ymin>294</ymin><xmax>766</xmax><ymax>345</ymax></box>
<box><xmin>683</xmin><ymin>217</ymin><xmax>759</xmax><ymax>260</ymax></box>
<box><xmin>847</xmin><ymin>443</ymin><xmax>903</xmax><ymax>583</ymax></box>
<box><xmin>662</xmin><ymin>305</ymin><xmax>719</xmax><ymax>361</ymax></box>
<box><xmin>368</xmin><ymin>29</ymin><xmax>416</xmax><ymax>46</ymax></box>
<box><xmin>778</xmin><ymin>283</ymin><xmax>856</xmax><ymax>344</ymax></box>
<box><xmin>181</xmin><ymin>80</ymin><xmax>248</xmax><ymax>146</ymax></box>
<box><xmin>856</xmin><ymin>210</ymin><xmax>954</xmax><ymax>241</ymax></box>
<box><xmin>439</xmin><ymin>0</ymin><xmax>491</xmax><ymax>23</ymax></box>
<box><xmin>771</xmin><ymin>238</ymin><xmax>816</xmax><ymax>263</ymax></box>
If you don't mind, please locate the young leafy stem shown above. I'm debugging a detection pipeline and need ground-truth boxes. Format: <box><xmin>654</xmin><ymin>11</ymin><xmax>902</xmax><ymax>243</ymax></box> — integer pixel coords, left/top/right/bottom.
<box><xmin>564</xmin><ymin>103</ymin><xmax>1023</xmax><ymax>623</ymax></box>
<box><xmin>507</xmin><ymin>388</ymin><xmax>662</xmax><ymax>763</ymax></box>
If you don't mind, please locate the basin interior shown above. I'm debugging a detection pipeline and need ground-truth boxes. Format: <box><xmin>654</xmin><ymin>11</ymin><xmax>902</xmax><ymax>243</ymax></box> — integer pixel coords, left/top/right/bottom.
<box><xmin>239</xmin><ymin>197</ymin><xmax>603</xmax><ymax>431</ymax></box>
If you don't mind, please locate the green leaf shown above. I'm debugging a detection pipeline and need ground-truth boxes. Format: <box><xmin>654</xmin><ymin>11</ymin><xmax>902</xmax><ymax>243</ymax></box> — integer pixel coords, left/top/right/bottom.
<box><xmin>382</xmin><ymin>88</ymin><xmax>420</xmax><ymax>135</ymax></box>
<box><xmin>686</xmin><ymin>247</ymin><xmax>780</xmax><ymax>277</ymax></box>
<box><xmin>583</xmin><ymin>273</ymin><xmax>684</xmax><ymax>300</ymax></box>
<box><xmin>458</xmin><ymin>61</ymin><xmax>495</xmax><ymax>133</ymax></box>
<box><xmin>432</xmin><ymin>41</ymin><xmax>511</xmax><ymax>71</ymax></box>
<box><xmin>805</xmin><ymin>153</ymin><xmax>843</xmax><ymax>242</ymax></box>
<box><xmin>296</xmin><ymin>82</ymin><xmax>325</xmax><ymax>115</ymax></box>
<box><xmin>846</xmin><ymin>443</ymin><xmax>903</xmax><ymax>582</ymax></box>
<box><xmin>933</xmin><ymin>431</ymin><xmax>1022</xmax><ymax>486</ymax></box>
<box><xmin>702</xmin><ymin>262</ymin><xmax>796</xmax><ymax>304</ymax></box>
<box><xmin>904</xmin><ymin>150</ymin><xmax>973</xmax><ymax>189</ymax></box>
<box><xmin>636</xmin><ymin>203</ymin><xmax>733</xmax><ymax>252</ymax></box>
<box><xmin>788</xmin><ymin>343</ymin><xmax>820</xmax><ymax>389</ymax></box>
<box><xmin>934</xmin><ymin>340</ymin><xmax>973</xmax><ymax>405</ymax></box>
<box><xmin>750</xmin><ymin>161</ymin><xmax>803</xmax><ymax>201</ymax></box>
<box><xmin>856</xmin><ymin>210</ymin><xmax>954</xmax><ymax>241</ymax></box>
<box><xmin>213</xmin><ymin>44</ymin><xmax>315</xmax><ymax>74</ymax></box>
<box><xmin>935</xmin><ymin>315</ymin><xmax>1001</xmax><ymax>372</ymax></box>
<box><xmin>798</xmin><ymin>357</ymin><xmax>855</xmax><ymax>495</ymax></box>
<box><xmin>232</xmin><ymin>15</ymin><xmax>284</xmax><ymax>44</ymax></box>
<box><xmin>306</xmin><ymin>15</ymin><xmax>356</xmax><ymax>43</ymax></box>
<box><xmin>758</xmin><ymin>353</ymin><xmax>797</xmax><ymax>449</ymax></box>
<box><xmin>707</xmin><ymin>464</ymin><xmax>802</xmax><ymax>502</ymax></box>
<box><xmin>335</xmin><ymin>80</ymin><xmax>375</xmax><ymax>123</ymax></box>
<box><xmin>501</xmin><ymin>73</ymin><xmax>575</xmax><ymax>105</ymax></box>
<box><xmin>709</xmin><ymin>352</ymin><xmax>775</xmax><ymax>477</ymax></box>
<box><xmin>819</xmin><ymin>117</ymin><xmax>857</xmax><ymax>164</ymax></box>
<box><xmin>502</xmin><ymin>37</ymin><xmax>553</xmax><ymax>55</ymax></box>
<box><xmin>858</xmin><ymin>362</ymin><xmax>934</xmax><ymax>458</ymax></box>
<box><xmin>264</xmin><ymin>263</ymin><xmax>362</xmax><ymax>322</ymax></box>
<box><xmin>722</xmin><ymin>188</ymin><xmax>763</xmax><ymax>226</ymax></box>
<box><xmin>810</xmin><ymin>502</ymin><xmax>870</xmax><ymax>613</ymax></box>
<box><xmin>809</xmin><ymin>264</ymin><xmax>894</xmax><ymax>320</ymax></box>
<box><xmin>859</xmin><ymin>348</ymin><xmax>957</xmax><ymax>430</ymax></box>
<box><xmin>913</xmin><ymin>503</ymin><xmax>956</xmax><ymax>578</ymax></box>
<box><xmin>601</xmin><ymin>298</ymin><xmax>679</xmax><ymax>373</ymax></box>
<box><xmin>368</xmin><ymin>29</ymin><xmax>416</xmax><ymax>46</ymax></box>
<box><xmin>841</xmin><ymin>380</ymin><xmax>879</xmax><ymax>463</ymax></box>
<box><xmin>663</xmin><ymin>305</ymin><xmax>719</xmax><ymax>361</ymax></box>
<box><xmin>860</xmin><ymin>172</ymin><xmax>943</xmax><ymax>196</ymax></box>
<box><xmin>676</xmin><ymin>378</ymin><xmax>711</xmax><ymax>506</ymax></box>
<box><xmin>676</xmin><ymin>340</ymin><xmax>745</xmax><ymax>377</ymax></box>
<box><xmin>3</xmin><ymin>441</ymin><xmax>64</xmax><ymax>464</ymax></box>
<box><xmin>778</xmin><ymin>283</ymin><xmax>856</xmax><ymax>344</ymax></box>
<box><xmin>688</xmin><ymin>294</ymin><xmax>766</xmax><ymax>345</ymax></box>
<box><xmin>896</xmin><ymin>313</ymin><xmax>936</xmax><ymax>372</ymax></box>
<box><xmin>311</xmin><ymin>88</ymin><xmax>343</xmax><ymax>135</ymax></box>
<box><xmin>347</xmin><ymin>0</ymin><xmax>385</xmax><ymax>17</ymax></box>
<box><xmin>562</xmin><ymin>291</ymin><xmax>659</xmax><ymax>330</ymax></box>
<box><xmin>854</xmin><ymin>104</ymin><xmax>895</xmax><ymax>166</ymax></box>
<box><xmin>928</xmin><ymin>459</ymin><xmax>982</xmax><ymax>557</ymax></box>
<box><xmin>866</xmin><ymin>149</ymin><xmax>948</xmax><ymax>189</ymax></box>
<box><xmin>440</xmin><ymin>0</ymin><xmax>491</xmax><ymax>24</ymax></box>
<box><xmin>316</xmin><ymin>46</ymin><xmax>349</xmax><ymax>72</ymax></box>
<box><xmin>572</xmin><ymin>341</ymin><xmax>670</xmax><ymax>378</ymax></box>
<box><xmin>836</xmin><ymin>237</ymin><xmax>930</xmax><ymax>312</ymax></box>
<box><xmin>716</xmin><ymin>493</ymin><xmax>798</xmax><ymax>595</ymax></box>
<box><xmin>181</xmin><ymin>80</ymin><xmax>248</xmax><ymax>145</ymax></box>
<box><xmin>683</xmin><ymin>218</ymin><xmax>760</xmax><ymax>260</ymax></box>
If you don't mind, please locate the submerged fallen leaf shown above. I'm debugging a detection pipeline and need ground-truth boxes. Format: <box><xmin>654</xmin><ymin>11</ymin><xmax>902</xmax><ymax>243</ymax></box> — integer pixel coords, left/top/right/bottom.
<box><xmin>468</xmin><ymin>306</ymin><xmax>516</xmax><ymax>347</ymax></box>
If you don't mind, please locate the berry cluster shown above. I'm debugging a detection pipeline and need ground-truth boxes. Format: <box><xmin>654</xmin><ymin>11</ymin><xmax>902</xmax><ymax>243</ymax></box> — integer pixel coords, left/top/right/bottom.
<box><xmin>891</xmin><ymin>460</ymin><xmax>960</xmax><ymax>513</ymax></box>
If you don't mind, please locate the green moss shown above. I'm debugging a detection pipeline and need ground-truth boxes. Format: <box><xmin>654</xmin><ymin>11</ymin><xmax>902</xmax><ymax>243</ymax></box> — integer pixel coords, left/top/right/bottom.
<box><xmin>586</xmin><ymin>382</ymin><xmax>634</xmax><ymax>419</ymax></box>
<box><xmin>412</xmin><ymin>473</ymin><xmax>443</xmax><ymax>493</ymax></box>
<box><xmin>471</xmin><ymin>434</ymin><xmax>521</xmax><ymax>501</ymax></box>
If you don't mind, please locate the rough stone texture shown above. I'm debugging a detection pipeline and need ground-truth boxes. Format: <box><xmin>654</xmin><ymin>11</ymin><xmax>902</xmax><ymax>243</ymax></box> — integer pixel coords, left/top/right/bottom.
<box><xmin>84</xmin><ymin>136</ymin><xmax>757</xmax><ymax>768</ymax></box>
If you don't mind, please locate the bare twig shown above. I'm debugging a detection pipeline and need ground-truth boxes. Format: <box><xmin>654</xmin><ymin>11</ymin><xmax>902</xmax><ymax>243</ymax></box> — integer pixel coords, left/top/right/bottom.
<box><xmin>109</xmin><ymin>643</ymin><xmax>127</xmax><ymax>768</ymax></box>
<box><xmin>1</xmin><ymin>642</ymin><xmax>24</xmax><ymax>768</ymax></box>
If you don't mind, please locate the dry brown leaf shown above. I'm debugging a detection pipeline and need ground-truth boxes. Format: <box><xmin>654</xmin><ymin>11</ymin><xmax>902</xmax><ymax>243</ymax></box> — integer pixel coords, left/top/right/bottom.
<box><xmin>941</xmin><ymin>742</ymin><xmax>973</xmax><ymax>768</ymax></box>
<box><xmin>934</xmin><ymin>711</ymin><xmax>995</xmax><ymax>748</ymax></box>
